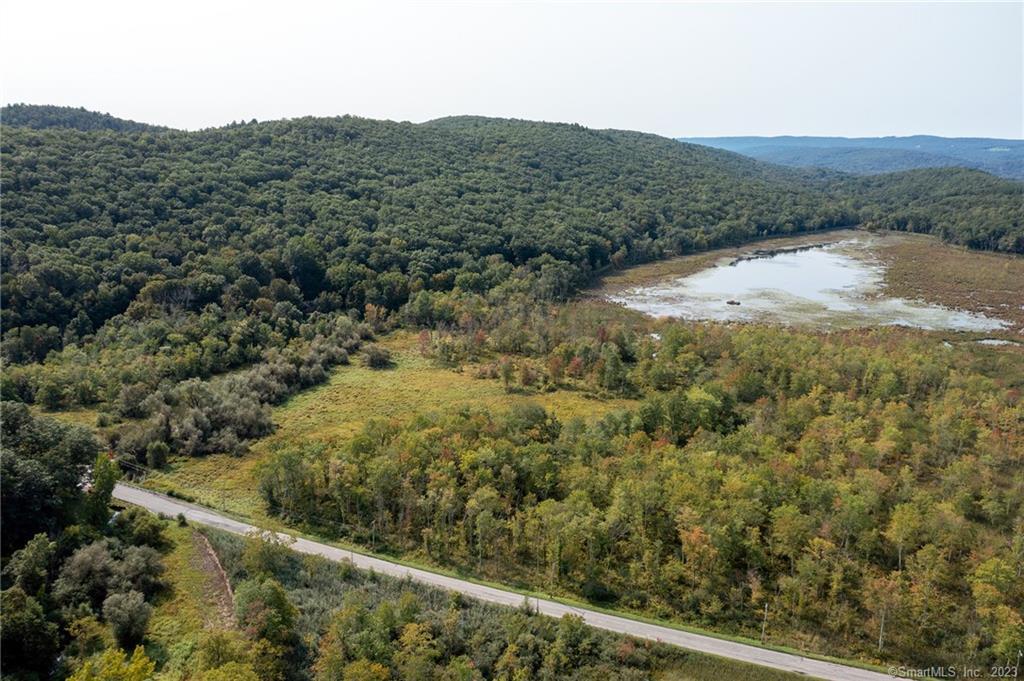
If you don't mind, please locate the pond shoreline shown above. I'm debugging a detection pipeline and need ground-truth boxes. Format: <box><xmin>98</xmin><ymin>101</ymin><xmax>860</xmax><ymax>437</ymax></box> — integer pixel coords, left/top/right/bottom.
<box><xmin>592</xmin><ymin>228</ymin><xmax>862</xmax><ymax>295</ymax></box>
<box><xmin>599</xmin><ymin>231</ymin><xmax>1017</xmax><ymax>334</ymax></box>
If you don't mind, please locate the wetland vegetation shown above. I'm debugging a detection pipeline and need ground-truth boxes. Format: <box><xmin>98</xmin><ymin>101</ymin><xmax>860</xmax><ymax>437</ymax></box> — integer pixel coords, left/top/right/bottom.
<box><xmin>605</xmin><ymin>231</ymin><xmax>1014</xmax><ymax>332</ymax></box>
<box><xmin>2</xmin><ymin>108</ymin><xmax>1022</xmax><ymax>679</ymax></box>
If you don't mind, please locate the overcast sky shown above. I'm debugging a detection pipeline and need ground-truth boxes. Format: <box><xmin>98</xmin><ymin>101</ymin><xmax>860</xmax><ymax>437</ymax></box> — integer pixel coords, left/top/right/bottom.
<box><xmin>2</xmin><ymin>1</ymin><xmax>1021</xmax><ymax>138</ymax></box>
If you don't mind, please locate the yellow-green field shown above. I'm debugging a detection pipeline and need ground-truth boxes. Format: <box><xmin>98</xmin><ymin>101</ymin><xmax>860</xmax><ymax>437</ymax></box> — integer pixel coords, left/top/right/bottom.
<box><xmin>31</xmin><ymin>405</ymin><xmax>103</xmax><ymax>428</ymax></box>
<box><xmin>143</xmin><ymin>523</ymin><xmax>236</xmax><ymax>679</ymax></box>
<box><xmin>144</xmin><ymin>331</ymin><xmax>639</xmax><ymax>518</ymax></box>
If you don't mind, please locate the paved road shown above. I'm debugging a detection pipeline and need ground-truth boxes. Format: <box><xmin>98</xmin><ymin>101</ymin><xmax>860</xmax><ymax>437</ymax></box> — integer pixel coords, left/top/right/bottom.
<box><xmin>114</xmin><ymin>483</ymin><xmax>892</xmax><ymax>681</ymax></box>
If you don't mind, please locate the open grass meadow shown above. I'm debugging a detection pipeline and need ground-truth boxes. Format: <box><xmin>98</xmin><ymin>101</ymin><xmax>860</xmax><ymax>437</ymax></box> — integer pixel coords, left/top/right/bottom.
<box><xmin>143</xmin><ymin>331</ymin><xmax>640</xmax><ymax>519</ymax></box>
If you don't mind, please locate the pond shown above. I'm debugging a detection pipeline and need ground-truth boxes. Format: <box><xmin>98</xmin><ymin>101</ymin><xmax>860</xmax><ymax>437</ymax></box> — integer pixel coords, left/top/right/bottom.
<box><xmin>609</xmin><ymin>235</ymin><xmax>1009</xmax><ymax>331</ymax></box>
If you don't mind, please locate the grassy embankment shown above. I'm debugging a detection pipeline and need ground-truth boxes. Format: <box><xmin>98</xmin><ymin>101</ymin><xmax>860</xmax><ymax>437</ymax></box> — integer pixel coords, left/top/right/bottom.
<box><xmin>137</xmin><ymin>523</ymin><xmax>237</xmax><ymax>679</ymax></box>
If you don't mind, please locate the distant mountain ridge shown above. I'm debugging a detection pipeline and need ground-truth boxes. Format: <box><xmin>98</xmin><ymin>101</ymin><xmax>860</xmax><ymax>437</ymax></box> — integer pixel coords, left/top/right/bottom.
<box><xmin>679</xmin><ymin>134</ymin><xmax>1024</xmax><ymax>180</ymax></box>
<box><xmin>1</xmin><ymin>103</ymin><xmax>170</xmax><ymax>132</ymax></box>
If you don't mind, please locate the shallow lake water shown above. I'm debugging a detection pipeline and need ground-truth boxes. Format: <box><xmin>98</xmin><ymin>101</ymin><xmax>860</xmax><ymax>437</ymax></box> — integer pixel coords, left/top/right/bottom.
<box><xmin>609</xmin><ymin>235</ymin><xmax>1009</xmax><ymax>331</ymax></box>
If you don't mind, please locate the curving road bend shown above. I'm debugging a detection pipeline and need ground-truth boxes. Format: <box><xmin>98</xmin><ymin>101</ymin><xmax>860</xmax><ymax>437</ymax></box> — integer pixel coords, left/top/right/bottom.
<box><xmin>113</xmin><ymin>483</ymin><xmax>892</xmax><ymax>681</ymax></box>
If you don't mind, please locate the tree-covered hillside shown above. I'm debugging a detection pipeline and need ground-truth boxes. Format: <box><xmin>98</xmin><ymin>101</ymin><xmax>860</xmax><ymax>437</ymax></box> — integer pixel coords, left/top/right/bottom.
<box><xmin>1</xmin><ymin>103</ymin><xmax>168</xmax><ymax>133</ymax></box>
<box><xmin>836</xmin><ymin>168</ymin><xmax>1024</xmax><ymax>252</ymax></box>
<box><xmin>2</xmin><ymin>111</ymin><xmax>1021</xmax><ymax>352</ymax></box>
<box><xmin>0</xmin><ymin>113</ymin><xmax>857</xmax><ymax>348</ymax></box>
<box><xmin>2</xmin><ymin>110</ymin><xmax>1022</xmax><ymax>676</ymax></box>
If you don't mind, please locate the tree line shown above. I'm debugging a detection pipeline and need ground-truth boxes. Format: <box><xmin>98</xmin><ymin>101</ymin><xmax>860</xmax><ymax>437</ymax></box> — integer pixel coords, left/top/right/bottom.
<box><xmin>257</xmin><ymin>319</ymin><xmax>1024</xmax><ymax>668</ymax></box>
<box><xmin>1</xmin><ymin>404</ymin><xmax>170</xmax><ymax>680</ymax></box>
<box><xmin>195</xmin><ymin>525</ymin><xmax>792</xmax><ymax>681</ymax></box>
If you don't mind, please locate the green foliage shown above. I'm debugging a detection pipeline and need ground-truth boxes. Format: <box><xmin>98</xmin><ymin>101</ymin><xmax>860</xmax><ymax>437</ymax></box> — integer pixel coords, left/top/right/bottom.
<box><xmin>360</xmin><ymin>344</ymin><xmax>392</xmax><ymax>369</ymax></box>
<box><xmin>3</xmin><ymin>533</ymin><xmax>56</xmax><ymax>596</ymax></box>
<box><xmin>844</xmin><ymin>168</ymin><xmax>1023</xmax><ymax>252</ymax></box>
<box><xmin>206</xmin><ymin>528</ymin><xmax>736</xmax><ymax>681</ymax></box>
<box><xmin>7</xmin><ymin>112</ymin><xmax>1014</xmax><ymax>386</ymax></box>
<box><xmin>145</xmin><ymin>440</ymin><xmax>169</xmax><ymax>469</ymax></box>
<box><xmin>339</xmin><ymin>659</ymin><xmax>390</xmax><ymax>681</ymax></box>
<box><xmin>0</xmin><ymin>586</ymin><xmax>60</xmax><ymax>677</ymax></box>
<box><xmin>234</xmin><ymin>577</ymin><xmax>298</xmax><ymax>646</ymax></box>
<box><xmin>67</xmin><ymin>646</ymin><xmax>156</xmax><ymax>681</ymax></box>
<box><xmin>84</xmin><ymin>454</ymin><xmax>121</xmax><ymax>527</ymax></box>
<box><xmin>2</xmin><ymin>104</ymin><xmax>167</xmax><ymax>132</ymax></box>
<box><xmin>201</xmin><ymin>661</ymin><xmax>262</xmax><ymax>681</ymax></box>
<box><xmin>102</xmin><ymin>590</ymin><xmax>152</xmax><ymax>648</ymax></box>
<box><xmin>241</xmin><ymin>530</ymin><xmax>295</xmax><ymax>577</ymax></box>
<box><xmin>0</xmin><ymin>114</ymin><xmax>857</xmax><ymax>357</ymax></box>
<box><xmin>0</xmin><ymin>402</ymin><xmax>99</xmax><ymax>552</ymax></box>
<box><xmin>53</xmin><ymin>538</ymin><xmax>165</xmax><ymax>611</ymax></box>
<box><xmin>111</xmin><ymin>506</ymin><xmax>166</xmax><ymax>548</ymax></box>
<box><xmin>259</xmin><ymin>322</ymin><xmax>1024</xmax><ymax>667</ymax></box>
<box><xmin>2</xmin><ymin>524</ymin><xmax>168</xmax><ymax>677</ymax></box>
<box><xmin>197</xmin><ymin>629</ymin><xmax>251</xmax><ymax>671</ymax></box>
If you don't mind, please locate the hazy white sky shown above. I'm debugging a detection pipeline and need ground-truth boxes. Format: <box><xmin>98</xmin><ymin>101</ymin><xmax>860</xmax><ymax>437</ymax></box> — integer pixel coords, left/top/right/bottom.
<box><xmin>2</xmin><ymin>1</ymin><xmax>1021</xmax><ymax>138</ymax></box>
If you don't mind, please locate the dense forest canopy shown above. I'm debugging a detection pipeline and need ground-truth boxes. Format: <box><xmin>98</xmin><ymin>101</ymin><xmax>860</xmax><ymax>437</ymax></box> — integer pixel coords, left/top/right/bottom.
<box><xmin>2</xmin><ymin>107</ymin><xmax>1023</xmax><ymax>677</ymax></box>
<box><xmin>1</xmin><ymin>107</ymin><xmax>1021</xmax><ymax>362</ymax></box>
<box><xmin>0</xmin><ymin>112</ymin><xmax>855</xmax><ymax>339</ymax></box>
<box><xmin>259</xmin><ymin>318</ymin><xmax>1024</xmax><ymax>668</ymax></box>
<box><xmin>1</xmin><ymin>104</ymin><xmax>169</xmax><ymax>133</ymax></box>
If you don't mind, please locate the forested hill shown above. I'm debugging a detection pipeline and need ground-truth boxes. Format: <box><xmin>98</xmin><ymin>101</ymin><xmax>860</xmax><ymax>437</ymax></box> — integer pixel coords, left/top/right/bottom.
<box><xmin>1</xmin><ymin>103</ymin><xmax>169</xmax><ymax>132</ymax></box>
<box><xmin>0</xmin><ymin>114</ymin><xmax>854</xmax><ymax>340</ymax></box>
<box><xmin>835</xmin><ymin>167</ymin><xmax>1024</xmax><ymax>252</ymax></box>
<box><xmin>1</xmin><ymin>112</ymin><xmax>1021</xmax><ymax>356</ymax></box>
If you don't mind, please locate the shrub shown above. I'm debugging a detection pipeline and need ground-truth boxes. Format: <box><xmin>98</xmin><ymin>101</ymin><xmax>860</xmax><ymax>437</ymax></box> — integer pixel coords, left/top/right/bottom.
<box><xmin>116</xmin><ymin>383</ymin><xmax>151</xmax><ymax>419</ymax></box>
<box><xmin>102</xmin><ymin>590</ymin><xmax>152</xmax><ymax>648</ymax></box>
<box><xmin>67</xmin><ymin>646</ymin><xmax>155</xmax><ymax>681</ymax></box>
<box><xmin>53</xmin><ymin>541</ymin><xmax>118</xmax><ymax>609</ymax></box>
<box><xmin>241</xmin><ymin>530</ymin><xmax>294</xmax><ymax>578</ymax></box>
<box><xmin>361</xmin><ymin>345</ymin><xmax>392</xmax><ymax>369</ymax></box>
<box><xmin>234</xmin><ymin>578</ymin><xmax>297</xmax><ymax>645</ymax></box>
<box><xmin>146</xmin><ymin>441</ymin><xmax>169</xmax><ymax>469</ymax></box>
<box><xmin>116</xmin><ymin>545</ymin><xmax>165</xmax><ymax>597</ymax></box>
<box><xmin>197</xmin><ymin>629</ymin><xmax>250</xmax><ymax>671</ymax></box>
<box><xmin>112</xmin><ymin>507</ymin><xmax>166</xmax><ymax>548</ymax></box>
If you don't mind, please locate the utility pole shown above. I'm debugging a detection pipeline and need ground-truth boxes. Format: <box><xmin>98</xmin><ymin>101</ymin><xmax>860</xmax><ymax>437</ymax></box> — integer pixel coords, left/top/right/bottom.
<box><xmin>761</xmin><ymin>602</ymin><xmax>769</xmax><ymax>643</ymax></box>
<box><xmin>877</xmin><ymin>605</ymin><xmax>886</xmax><ymax>654</ymax></box>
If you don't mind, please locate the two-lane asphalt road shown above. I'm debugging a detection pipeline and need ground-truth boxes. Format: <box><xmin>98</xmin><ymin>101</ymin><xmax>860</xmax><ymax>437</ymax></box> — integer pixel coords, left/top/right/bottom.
<box><xmin>114</xmin><ymin>482</ymin><xmax>892</xmax><ymax>681</ymax></box>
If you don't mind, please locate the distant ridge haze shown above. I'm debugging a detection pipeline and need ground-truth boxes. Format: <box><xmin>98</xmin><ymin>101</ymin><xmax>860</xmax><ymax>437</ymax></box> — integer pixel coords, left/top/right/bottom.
<box><xmin>680</xmin><ymin>135</ymin><xmax>1024</xmax><ymax>180</ymax></box>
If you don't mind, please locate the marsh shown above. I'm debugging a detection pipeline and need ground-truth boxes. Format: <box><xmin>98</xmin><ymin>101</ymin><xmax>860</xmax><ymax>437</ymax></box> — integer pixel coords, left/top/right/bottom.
<box><xmin>608</xmin><ymin>233</ymin><xmax>1009</xmax><ymax>331</ymax></box>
